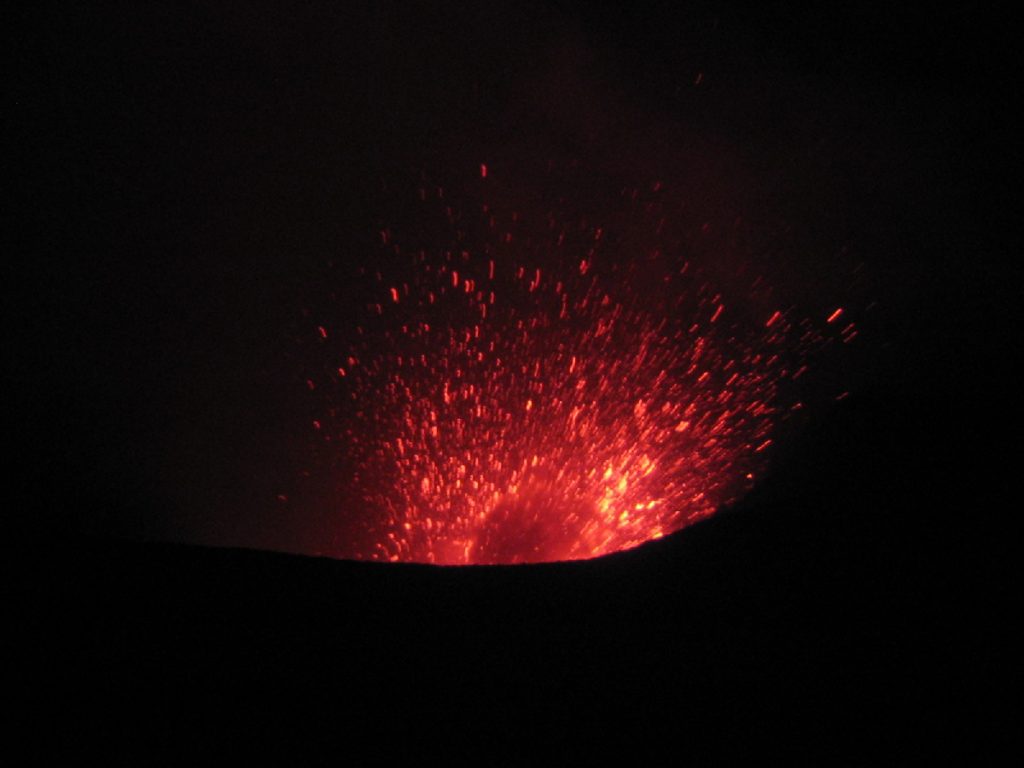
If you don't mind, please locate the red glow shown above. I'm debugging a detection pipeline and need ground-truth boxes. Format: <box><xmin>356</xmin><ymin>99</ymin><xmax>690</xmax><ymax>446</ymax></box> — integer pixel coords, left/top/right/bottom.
<box><xmin>308</xmin><ymin>169</ymin><xmax>841</xmax><ymax>564</ymax></box>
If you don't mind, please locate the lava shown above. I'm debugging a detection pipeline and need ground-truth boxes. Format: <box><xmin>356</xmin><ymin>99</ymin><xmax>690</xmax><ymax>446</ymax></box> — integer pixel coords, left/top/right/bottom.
<box><xmin>307</xmin><ymin>165</ymin><xmax>843</xmax><ymax>564</ymax></box>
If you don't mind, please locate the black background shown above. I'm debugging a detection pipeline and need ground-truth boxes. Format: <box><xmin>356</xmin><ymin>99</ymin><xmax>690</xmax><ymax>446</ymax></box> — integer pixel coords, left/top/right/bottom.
<box><xmin>11</xmin><ymin>1</ymin><xmax>1019</xmax><ymax>754</ymax></box>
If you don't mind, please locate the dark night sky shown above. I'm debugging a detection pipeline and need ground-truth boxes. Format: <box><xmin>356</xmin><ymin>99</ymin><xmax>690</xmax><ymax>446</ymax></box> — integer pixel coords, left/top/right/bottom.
<box><xmin>9</xmin><ymin>2</ymin><xmax>1017</xmax><ymax>553</ymax></box>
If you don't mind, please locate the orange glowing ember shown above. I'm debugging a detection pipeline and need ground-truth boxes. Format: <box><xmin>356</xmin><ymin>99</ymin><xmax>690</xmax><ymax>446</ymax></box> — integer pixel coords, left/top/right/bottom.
<box><xmin>308</xmin><ymin>166</ymin><xmax>837</xmax><ymax>564</ymax></box>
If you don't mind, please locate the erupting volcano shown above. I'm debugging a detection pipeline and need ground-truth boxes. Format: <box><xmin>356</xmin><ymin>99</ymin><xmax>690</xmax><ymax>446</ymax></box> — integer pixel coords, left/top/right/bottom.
<box><xmin>305</xmin><ymin>163</ymin><xmax>851</xmax><ymax>564</ymax></box>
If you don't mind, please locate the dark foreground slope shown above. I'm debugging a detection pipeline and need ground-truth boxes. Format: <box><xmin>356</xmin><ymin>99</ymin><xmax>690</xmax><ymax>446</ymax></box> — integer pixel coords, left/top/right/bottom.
<box><xmin>24</xmin><ymin>341</ymin><xmax>1016</xmax><ymax>754</ymax></box>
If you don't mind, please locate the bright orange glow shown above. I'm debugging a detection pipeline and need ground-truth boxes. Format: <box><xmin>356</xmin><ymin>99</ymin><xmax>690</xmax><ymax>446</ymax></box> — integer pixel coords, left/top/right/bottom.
<box><xmin>308</xmin><ymin>168</ymin><xmax>842</xmax><ymax>564</ymax></box>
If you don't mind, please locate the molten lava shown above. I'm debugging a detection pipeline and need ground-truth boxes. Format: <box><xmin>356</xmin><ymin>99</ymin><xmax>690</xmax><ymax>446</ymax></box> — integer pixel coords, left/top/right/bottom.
<box><xmin>307</xmin><ymin>166</ymin><xmax>843</xmax><ymax>564</ymax></box>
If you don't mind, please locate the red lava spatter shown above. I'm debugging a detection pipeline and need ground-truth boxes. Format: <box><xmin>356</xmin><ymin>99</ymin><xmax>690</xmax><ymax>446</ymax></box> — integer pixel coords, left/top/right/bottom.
<box><xmin>308</xmin><ymin>167</ymin><xmax>846</xmax><ymax>564</ymax></box>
